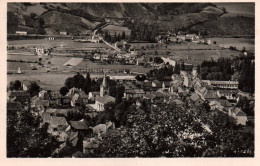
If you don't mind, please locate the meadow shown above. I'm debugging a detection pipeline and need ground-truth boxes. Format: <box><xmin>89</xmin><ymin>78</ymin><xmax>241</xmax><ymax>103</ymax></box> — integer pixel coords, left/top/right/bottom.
<box><xmin>206</xmin><ymin>37</ymin><xmax>254</xmax><ymax>51</ymax></box>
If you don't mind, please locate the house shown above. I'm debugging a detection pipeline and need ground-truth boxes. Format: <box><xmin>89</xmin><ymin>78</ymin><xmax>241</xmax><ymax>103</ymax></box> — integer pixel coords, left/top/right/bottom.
<box><xmin>8</xmin><ymin>91</ymin><xmax>30</xmax><ymax>104</ymax></box>
<box><xmin>83</xmin><ymin>137</ymin><xmax>99</xmax><ymax>155</ymax></box>
<box><xmin>49</xmin><ymin>116</ymin><xmax>69</xmax><ymax>131</ymax></box>
<box><xmin>92</xmin><ymin>121</ymin><xmax>115</xmax><ymax>136</ymax></box>
<box><xmin>217</xmin><ymin>90</ymin><xmax>238</xmax><ymax>100</ymax></box>
<box><xmin>229</xmin><ymin>107</ymin><xmax>247</xmax><ymax>125</ymax></box>
<box><xmin>60</xmin><ymin>31</ymin><xmax>67</xmax><ymax>35</ymax></box>
<box><xmin>45</xmin><ymin>108</ymin><xmax>79</xmax><ymax>117</ymax></box>
<box><xmin>183</xmin><ymin>63</ymin><xmax>193</xmax><ymax>71</ymax></box>
<box><xmin>190</xmin><ymin>93</ymin><xmax>204</xmax><ymax>106</ymax></box>
<box><xmin>16</xmin><ymin>31</ymin><xmax>27</xmax><ymax>35</ymax></box>
<box><xmin>124</xmin><ymin>89</ymin><xmax>145</xmax><ymax>100</ymax></box>
<box><xmin>95</xmin><ymin>95</ymin><xmax>115</xmax><ymax>111</ymax></box>
<box><xmin>152</xmin><ymin>80</ymin><xmax>162</xmax><ymax>88</ymax></box>
<box><xmin>202</xmin><ymin>90</ymin><xmax>219</xmax><ymax>101</ymax></box>
<box><xmin>66</xmin><ymin>88</ymin><xmax>88</xmax><ymax>107</ymax></box>
<box><xmin>136</xmin><ymin>57</ymin><xmax>146</xmax><ymax>66</ymax></box>
<box><xmin>38</xmin><ymin>90</ymin><xmax>49</xmax><ymax>100</ymax></box>
<box><xmin>31</xmin><ymin>96</ymin><xmax>49</xmax><ymax>111</ymax></box>
<box><xmin>209</xmin><ymin>100</ymin><xmax>224</xmax><ymax>111</ymax></box>
<box><xmin>183</xmin><ymin>76</ymin><xmax>192</xmax><ymax>88</ymax></box>
<box><xmin>202</xmin><ymin>80</ymin><xmax>239</xmax><ymax>89</ymax></box>
<box><xmin>161</xmin><ymin>57</ymin><xmax>176</xmax><ymax>67</ymax></box>
<box><xmin>22</xmin><ymin>80</ymin><xmax>32</xmax><ymax>91</ymax></box>
<box><xmin>70</xmin><ymin>119</ymin><xmax>90</xmax><ymax>133</ymax></box>
<box><xmin>218</xmin><ymin>99</ymin><xmax>233</xmax><ymax>112</ymax></box>
<box><xmin>162</xmin><ymin>81</ymin><xmax>171</xmax><ymax>91</ymax></box>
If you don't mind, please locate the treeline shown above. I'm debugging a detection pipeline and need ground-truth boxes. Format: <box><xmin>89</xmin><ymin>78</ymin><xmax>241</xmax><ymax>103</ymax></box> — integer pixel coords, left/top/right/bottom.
<box><xmin>199</xmin><ymin>58</ymin><xmax>234</xmax><ymax>81</ymax></box>
<box><xmin>237</xmin><ymin>59</ymin><xmax>254</xmax><ymax>94</ymax></box>
<box><xmin>199</xmin><ymin>57</ymin><xmax>255</xmax><ymax>94</ymax></box>
<box><xmin>147</xmin><ymin>65</ymin><xmax>174</xmax><ymax>81</ymax></box>
<box><xmin>104</xmin><ymin>31</ymin><xmax>126</xmax><ymax>43</ymax></box>
<box><xmin>124</xmin><ymin>20</ymin><xmax>159</xmax><ymax>42</ymax></box>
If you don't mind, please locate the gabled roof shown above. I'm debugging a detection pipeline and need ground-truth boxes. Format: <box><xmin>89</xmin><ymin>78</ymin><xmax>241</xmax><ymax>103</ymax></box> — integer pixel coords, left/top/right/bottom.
<box><xmin>190</xmin><ymin>93</ymin><xmax>201</xmax><ymax>102</ymax></box>
<box><xmin>70</xmin><ymin>120</ymin><xmax>89</xmax><ymax>130</ymax></box>
<box><xmin>230</xmin><ymin>107</ymin><xmax>247</xmax><ymax>116</ymax></box>
<box><xmin>143</xmin><ymin>94</ymin><xmax>156</xmax><ymax>100</ymax></box>
<box><xmin>42</xmin><ymin>112</ymin><xmax>52</xmax><ymax>124</ymax></box>
<box><xmin>96</xmin><ymin>95</ymin><xmax>115</xmax><ymax>104</ymax></box>
<box><xmin>9</xmin><ymin>91</ymin><xmax>30</xmax><ymax>97</ymax></box>
<box><xmin>50</xmin><ymin>116</ymin><xmax>68</xmax><ymax>127</ymax></box>
<box><xmin>204</xmin><ymin>90</ymin><xmax>218</xmax><ymax>99</ymax></box>
<box><xmin>218</xmin><ymin>99</ymin><xmax>232</xmax><ymax>107</ymax></box>
<box><xmin>125</xmin><ymin>89</ymin><xmax>145</xmax><ymax>94</ymax></box>
<box><xmin>83</xmin><ymin>138</ymin><xmax>99</xmax><ymax>149</ymax></box>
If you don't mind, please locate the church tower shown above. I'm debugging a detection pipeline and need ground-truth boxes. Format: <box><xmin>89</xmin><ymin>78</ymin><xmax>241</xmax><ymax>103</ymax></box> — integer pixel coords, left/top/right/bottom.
<box><xmin>100</xmin><ymin>73</ymin><xmax>109</xmax><ymax>97</ymax></box>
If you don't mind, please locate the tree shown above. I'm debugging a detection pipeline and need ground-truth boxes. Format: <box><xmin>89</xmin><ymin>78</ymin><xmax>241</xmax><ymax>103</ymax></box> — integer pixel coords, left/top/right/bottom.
<box><xmin>83</xmin><ymin>72</ymin><xmax>92</xmax><ymax>94</ymax></box>
<box><xmin>27</xmin><ymin>82</ymin><xmax>40</xmax><ymax>97</ymax></box>
<box><xmin>10</xmin><ymin>80</ymin><xmax>21</xmax><ymax>90</ymax></box>
<box><xmin>65</xmin><ymin>73</ymin><xmax>86</xmax><ymax>90</ymax></box>
<box><xmin>7</xmin><ymin>107</ymin><xmax>59</xmax><ymax>157</ymax></box>
<box><xmin>122</xmin><ymin>31</ymin><xmax>126</xmax><ymax>39</ymax></box>
<box><xmin>115</xmin><ymin>85</ymin><xmax>125</xmax><ymax>104</ymax></box>
<box><xmin>59</xmin><ymin>87</ymin><xmax>69</xmax><ymax>96</ymax></box>
<box><xmin>30</xmin><ymin>13</ymin><xmax>37</xmax><ymax>20</ymax></box>
<box><xmin>173</xmin><ymin>63</ymin><xmax>180</xmax><ymax>74</ymax></box>
<box><xmin>135</xmin><ymin>75</ymin><xmax>146</xmax><ymax>81</ymax></box>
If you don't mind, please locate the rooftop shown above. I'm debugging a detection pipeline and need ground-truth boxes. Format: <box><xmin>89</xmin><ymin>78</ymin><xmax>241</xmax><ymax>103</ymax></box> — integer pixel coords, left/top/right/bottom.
<box><xmin>96</xmin><ymin>95</ymin><xmax>115</xmax><ymax>104</ymax></box>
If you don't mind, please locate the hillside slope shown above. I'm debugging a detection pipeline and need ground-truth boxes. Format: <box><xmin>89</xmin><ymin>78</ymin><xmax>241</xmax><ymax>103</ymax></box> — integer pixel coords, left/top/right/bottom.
<box><xmin>7</xmin><ymin>2</ymin><xmax>254</xmax><ymax>37</ymax></box>
<box><xmin>190</xmin><ymin>16</ymin><xmax>254</xmax><ymax>36</ymax></box>
<box><xmin>40</xmin><ymin>11</ymin><xmax>100</xmax><ymax>35</ymax></box>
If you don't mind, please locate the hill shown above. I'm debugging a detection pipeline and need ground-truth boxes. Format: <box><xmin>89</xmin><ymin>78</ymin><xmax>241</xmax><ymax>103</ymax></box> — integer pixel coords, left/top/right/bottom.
<box><xmin>7</xmin><ymin>3</ymin><xmax>254</xmax><ymax>37</ymax></box>
<box><xmin>40</xmin><ymin>11</ymin><xmax>100</xmax><ymax>35</ymax></box>
<box><xmin>190</xmin><ymin>16</ymin><xmax>254</xmax><ymax>37</ymax></box>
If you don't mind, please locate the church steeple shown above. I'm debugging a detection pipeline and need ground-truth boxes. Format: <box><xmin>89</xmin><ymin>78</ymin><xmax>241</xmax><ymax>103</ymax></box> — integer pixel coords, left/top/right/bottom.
<box><xmin>100</xmin><ymin>72</ymin><xmax>108</xmax><ymax>97</ymax></box>
<box><xmin>102</xmin><ymin>73</ymin><xmax>108</xmax><ymax>88</ymax></box>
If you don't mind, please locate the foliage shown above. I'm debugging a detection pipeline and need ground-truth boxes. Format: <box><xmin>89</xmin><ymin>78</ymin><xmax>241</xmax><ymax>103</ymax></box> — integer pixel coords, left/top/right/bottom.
<box><xmin>59</xmin><ymin>87</ymin><xmax>69</xmax><ymax>96</ymax></box>
<box><xmin>147</xmin><ymin>65</ymin><xmax>173</xmax><ymax>80</ymax></box>
<box><xmin>135</xmin><ymin>74</ymin><xmax>147</xmax><ymax>81</ymax></box>
<box><xmin>7</xmin><ymin>107</ymin><xmax>59</xmax><ymax>157</ymax></box>
<box><xmin>200</xmin><ymin>58</ymin><xmax>233</xmax><ymax>80</ymax></box>
<box><xmin>93</xmin><ymin>101</ymin><xmax>254</xmax><ymax>157</ymax></box>
<box><xmin>9</xmin><ymin>80</ymin><xmax>21</xmax><ymax>91</ymax></box>
<box><xmin>27</xmin><ymin>82</ymin><xmax>40</xmax><ymax>97</ymax></box>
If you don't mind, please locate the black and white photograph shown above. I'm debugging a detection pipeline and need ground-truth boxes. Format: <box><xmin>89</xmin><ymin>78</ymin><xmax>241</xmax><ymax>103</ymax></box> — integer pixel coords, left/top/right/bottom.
<box><xmin>4</xmin><ymin>0</ymin><xmax>256</xmax><ymax>160</ymax></box>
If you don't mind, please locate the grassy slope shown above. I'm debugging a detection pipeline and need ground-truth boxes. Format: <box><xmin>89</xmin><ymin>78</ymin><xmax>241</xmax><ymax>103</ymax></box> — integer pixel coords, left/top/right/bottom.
<box><xmin>190</xmin><ymin>16</ymin><xmax>254</xmax><ymax>36</ymax></box>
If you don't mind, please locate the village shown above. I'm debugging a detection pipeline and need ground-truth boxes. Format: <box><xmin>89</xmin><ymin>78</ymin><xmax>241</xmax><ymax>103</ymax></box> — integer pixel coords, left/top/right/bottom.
<box><xmin>7</xmin><ymin>36</ymin><xmax>255</xmax><ymax>156</ymax></box>
<box><xmin>6</xmin><ymin>2</ymin><xmax>255</xmax><ymax>157</ymax></box>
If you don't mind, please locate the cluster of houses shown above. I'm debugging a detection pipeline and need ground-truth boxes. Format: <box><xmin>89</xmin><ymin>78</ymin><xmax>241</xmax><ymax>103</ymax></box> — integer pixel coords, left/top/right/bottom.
<box><xmin>7</xmin><ymin>57</ymin><xmax>254</xmax><ymax>156</ymax></box>
<box><xmin>156</xmin><ymin>31</ymin><xmax>208</xmax><ymax>44</ymax></box>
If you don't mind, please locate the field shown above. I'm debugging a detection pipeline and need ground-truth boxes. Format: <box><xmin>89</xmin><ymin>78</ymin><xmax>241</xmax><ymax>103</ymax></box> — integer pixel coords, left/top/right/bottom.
<box><xmin>7</xmin><ymin>38</ymin><xmax>251</xmax><ymax>90</ymax></box>
<box><xmin>8</xmin><ymin>39</ymin><xmax>109</xmax><ymax>49</ymax></box>
<box><xmin>207</xmin><ymin>37</ymin><xmax>255</xmax><ymax>51</ymax></box>
<box><xmin>8</xmin><ymin>62</ymin><xmax>31</xmax><ymax>71</ymax></box>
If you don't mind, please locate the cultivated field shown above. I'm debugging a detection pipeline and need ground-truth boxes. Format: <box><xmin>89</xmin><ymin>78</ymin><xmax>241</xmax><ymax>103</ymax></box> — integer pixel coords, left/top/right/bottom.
<box><xmin>206</xmin><ymin>37</ymin><xmax>255</xmax><ymax>51</ymax></box>
<box><xmin>8</xmin><ymin>39</ymin><xmax>109</xmax><ymax>49</ymax></box>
